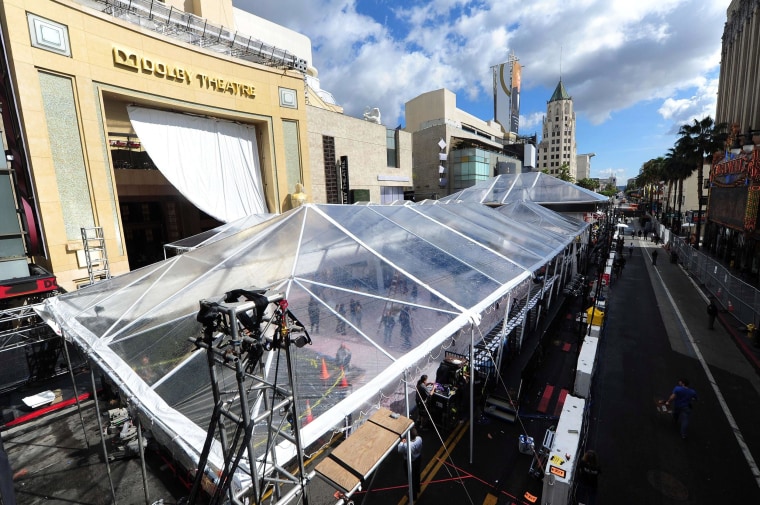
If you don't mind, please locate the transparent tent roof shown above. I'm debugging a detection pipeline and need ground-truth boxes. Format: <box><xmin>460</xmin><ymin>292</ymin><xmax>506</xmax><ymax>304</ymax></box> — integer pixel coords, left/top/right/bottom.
<box><xmin>440</xmin><ymin>172</ymin><xmax>609</xmax><ymax>205</ymax></box>
<box><xmin>39</xmin><ymin>199</ymin><xmax>589</xmax><ymax>488</ymax></box>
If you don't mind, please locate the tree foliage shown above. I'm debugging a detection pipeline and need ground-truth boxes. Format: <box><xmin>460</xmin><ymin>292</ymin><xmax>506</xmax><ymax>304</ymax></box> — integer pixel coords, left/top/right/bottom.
<box><xmin>576</xmin><ymin>178</ymin><xmax>599</xmax><ymax>190</ymax></box>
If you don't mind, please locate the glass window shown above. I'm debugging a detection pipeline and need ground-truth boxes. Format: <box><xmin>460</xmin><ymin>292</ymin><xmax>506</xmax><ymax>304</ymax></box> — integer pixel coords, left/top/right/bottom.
<box><xmin>386</xmin><ymin>129</ymin><xmax>398</xmax><ymax>168</ymax></box>
<box><xmin>380</xmin><ymin>186</ymin><xmax>404</xmax><ymax>203</ymax></box>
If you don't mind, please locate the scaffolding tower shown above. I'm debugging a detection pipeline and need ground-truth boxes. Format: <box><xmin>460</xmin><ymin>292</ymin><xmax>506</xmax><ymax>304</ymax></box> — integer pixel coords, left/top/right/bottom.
<box><xmin>188</xmin><ymin>287</ymin><xmax>312</xmax><ymax>505</ymax></box>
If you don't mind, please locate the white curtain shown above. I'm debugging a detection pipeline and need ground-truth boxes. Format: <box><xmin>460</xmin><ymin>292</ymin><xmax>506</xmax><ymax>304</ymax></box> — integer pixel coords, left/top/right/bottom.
<box><xmin>127</xmin><ymin>106</ymin><xmax>267</xmax><ymax>222</ymax></box>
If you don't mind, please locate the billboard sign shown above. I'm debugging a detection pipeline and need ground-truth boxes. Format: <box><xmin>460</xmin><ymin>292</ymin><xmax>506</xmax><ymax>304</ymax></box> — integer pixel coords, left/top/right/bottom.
<box><xmin>510</xmin><ymin>61</ymin><xmax>521</xmax><ymax>134</ymax></box>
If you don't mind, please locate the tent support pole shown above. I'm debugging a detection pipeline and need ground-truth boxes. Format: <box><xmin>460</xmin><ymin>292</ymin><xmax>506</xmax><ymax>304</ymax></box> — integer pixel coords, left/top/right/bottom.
<box><xmin>469</xmin><ymin>324</ymin><xmax>474</xmax><ymax>464</ymax></box>
<box><xmin>90</xmin><ymin>366</ymin><xmax>118</xmax><ymax>504</ymax></box>
<box><xmin>403</xmin><ymin>370</ymin><xmax>414</xmax><ymax>504</ymax></box>
<box><xmin>496</xmin><ymin>296</ymin><xmax>512</xmax><ymax>377</ymax></box>
<box><xmin>136</xmin><ymin>416</ymin><xmax>151</xmax><ymax>504</ymax></box>
<box><xmin>61</xmin><ymin>336</ymin><xmax>89</xmax><ymax>448</ymax></box>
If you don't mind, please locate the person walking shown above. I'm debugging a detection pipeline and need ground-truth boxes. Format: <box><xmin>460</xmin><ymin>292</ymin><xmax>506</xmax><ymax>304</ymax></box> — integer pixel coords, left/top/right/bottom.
<box><xmin>576</xmin><ymin>449</ymin><xmax>601</xmax><ymax>505</ymax></box>
<box><xmin>665</xmin><ymin>379</ymin><xmax>698</xmax><ymax>439</ymax></box>
<box><xmin>335</xmin><ymin>304</ymin><xmax>347</xmax><ymax>335</ymax></box>
<box><xmin>398</xmin><ymin>427</ymin><xmax>423</xmax><ymax>500</ymax></box>
<box><xmin>629</xmin><ymin>243</ymin><xmax>633</xmax><ymax>257</ymax></box>
<box><xmin>381</xmin><ymin>311</ymin><xmax>396</xmax><ymax>345</ymax></box>
<box><xmin>399</xmin><ymin>306</ymin><xmax>412</xmax><ymax>349</ymax></box>
<box><xmin>652</xmin><ymin>250</ymin><xmax>658</xmax><ymax>265</ymax></box>
<box><xmin>707</xmin><ymin>297</ymin><xmax>718</xmax><ymax>329</ymax></box>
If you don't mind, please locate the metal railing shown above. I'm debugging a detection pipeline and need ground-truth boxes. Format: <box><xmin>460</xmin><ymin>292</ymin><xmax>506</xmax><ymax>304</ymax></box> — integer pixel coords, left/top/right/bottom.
<box><xmin>669</xmin><ymin>236</ymin><xmax>759</xmax><ymax>328</ymax></box>
<box><xmin>87</xmin><ymin>0</ymin><xmax>307</xmax><ymax>72</ymax></box>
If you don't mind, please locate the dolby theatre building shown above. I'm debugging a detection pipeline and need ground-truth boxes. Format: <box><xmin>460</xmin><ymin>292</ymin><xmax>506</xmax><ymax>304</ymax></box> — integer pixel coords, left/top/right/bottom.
<box><xmin>0</xmin><ymin>0</ymin><xmax>313</xmax><ymax>290</ymax></box>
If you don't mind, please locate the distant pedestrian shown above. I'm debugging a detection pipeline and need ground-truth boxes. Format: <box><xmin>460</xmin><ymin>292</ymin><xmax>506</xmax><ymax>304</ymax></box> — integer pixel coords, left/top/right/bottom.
<box><xmin>665</xmin><ymin>379</ymin><xmax>698</xmax><ymax>439</ymax></box>
<box><xmin>398</xmin><ymin>427</ymin><xmax>423</xmax><ymax>500</ymax></box>
<box><xmin>382</xmin><ymin>311</ymin><xmax>396</xmax><ymax>345</ymax></box>
<box><xmin>577</xmin><ymin>449</ymin><xmax>601</xmax><ymax>505</ymax></box>
<box><xmin>638</xmin><ymin>230</ymin><xmax>642</xmax><ymax>239</ymax></box>
<box><xmin>415</xmin><ymin>375</ymin><xmax>431</xmax><ymax>429</ymax></box>
<box><xmin>629</xmin><ymin>243</ymin><xmax>633</xmax><ymax>257</ymax></box>
<box><xmin>336</xmin><ymin>342</ymin><xmax>351</xmax><ymax>370</ymax></box>
<box><xmin>652</xmin><ymin>250</ymin><xmax>658</xmax><ymax>265</ymax></box>
<box><xmin>308</xmin><ymin>298</ymin><xmax>320</xmax><ymax>332</ymax></box>
<box><xmin>335</xmin><ymin>304</ymin><xmax>347</xmax><ymax>335</ymax></box>
<box><xmin>399</xmin><ymin>306</ymin><xmax>412</xmax><ymax>348</ymax></box>
<box><xmin>707</xmin><ymin>297</ymin><xmax>718</xmax><ymax>329</ymax></box>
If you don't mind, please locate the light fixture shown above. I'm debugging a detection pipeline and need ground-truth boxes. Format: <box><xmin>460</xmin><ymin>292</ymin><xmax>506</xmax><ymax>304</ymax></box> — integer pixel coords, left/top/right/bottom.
<box><xmin>4</xmin><ymin>150</ymin><xmax>13</xmax><ymax>162</ymax></box>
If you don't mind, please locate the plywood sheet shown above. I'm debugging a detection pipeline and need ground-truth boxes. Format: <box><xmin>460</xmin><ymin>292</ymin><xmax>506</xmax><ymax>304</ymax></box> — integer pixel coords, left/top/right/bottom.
<box><xmin>315</xmin><ymin>408</ymin><xmax>413</xmax><ymax>492</ymax></box>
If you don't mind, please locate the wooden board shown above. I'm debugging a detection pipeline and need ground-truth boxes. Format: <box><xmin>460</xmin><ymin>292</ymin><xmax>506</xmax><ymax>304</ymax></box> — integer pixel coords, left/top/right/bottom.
<box><xmin>315</xmin><ymin>408</ymin><xmax>413</xmax><ymax>493</ymax></box>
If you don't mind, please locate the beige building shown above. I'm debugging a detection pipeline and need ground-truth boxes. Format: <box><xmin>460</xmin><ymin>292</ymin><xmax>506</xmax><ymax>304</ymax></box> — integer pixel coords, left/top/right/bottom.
<box><xmin>575</xmin><ymin>153</ymin><xmax>595</xmax><ymax>181</ymax></box>
<box><xmin>405</xmin><ymin>88</ymin><xmax>521</xmax><ymax>199</ymax></box>
<box><xmin>307</xmin><ymin>106</ymin><xmax>412</xmax><ymax>204</ymax></box>
<box><xmin>715</xmin><ymin>0</ymin><xmax>760</xmax><ymax>136</ymax></box>
<box><xmin>0</xmin><ymin>0</ymin><xmax>413</xmax><ymax>293</ymax></box>
<box><xmin>537</xmin><ymin>80</ymin><xmax>578</xmax><ymax>180</ymax></box>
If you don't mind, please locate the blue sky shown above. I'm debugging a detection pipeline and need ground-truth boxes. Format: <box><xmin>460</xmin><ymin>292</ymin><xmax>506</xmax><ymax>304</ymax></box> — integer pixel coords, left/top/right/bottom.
<box><xmin>236</xmin><ymin>0</ymin><xmax>730</xmax><ymax>184</ymax></box>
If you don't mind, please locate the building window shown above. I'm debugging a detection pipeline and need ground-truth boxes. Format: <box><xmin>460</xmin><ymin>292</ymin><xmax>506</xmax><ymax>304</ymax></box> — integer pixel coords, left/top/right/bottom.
<box><xmin>386</xmin><ymin>129</ymin><xmax>399</xmax><ymax>168</ymax></box>
<box><xmin>381</xmin><ymin>186</ymin><xmax>404</xmax><ymax>203</ymax></box>
<box><xmin>28</xmin><ymin>14</ymin><xmax>71</xmax><ymax>57</ymax></box>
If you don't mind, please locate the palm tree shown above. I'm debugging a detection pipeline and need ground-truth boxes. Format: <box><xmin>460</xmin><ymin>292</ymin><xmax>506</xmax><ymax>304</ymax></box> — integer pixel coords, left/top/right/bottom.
<box><xmin>663</xmin><ymin>146</ymin><xmax>694</xmax><ymax>233</ymax></box>
<box><xmin>661</xmin><ymin>163</ymin><xmax>679</xmax><ymax>227</ymax></box>
<box><xmin>675</xmin><ymin>117</ymin><xmax>727</xmax><ymax>249</ymax></box>
<box><xmin>639</xmin><ymin>157</ymin><xmax>665</xmax><ymax>214</ymax></box>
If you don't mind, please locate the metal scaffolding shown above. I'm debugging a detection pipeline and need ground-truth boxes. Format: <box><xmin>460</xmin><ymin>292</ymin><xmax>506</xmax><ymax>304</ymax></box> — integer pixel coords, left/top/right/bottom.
<box><xmin>188</xmin><ymin>288</ymin><xmax>312</xmax><ymax>505</ymax></box>
<box><xmin>90</xmin><ymin>0</ymin><xmax>308</xmax><ymax>73</ymax></box>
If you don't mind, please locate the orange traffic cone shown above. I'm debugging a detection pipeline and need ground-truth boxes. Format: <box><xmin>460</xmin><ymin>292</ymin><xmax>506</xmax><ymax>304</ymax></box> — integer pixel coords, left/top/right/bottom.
<box><xmin>728</xmin><ymin>300</ymin><xmax>734</xmax><ymax>312</ymax></box>
<box><xmin>320</xmin><ymin>358</ymin><xmax>330</xmax><ymax>380</ymax></box>
<box><xmin>340</xmin><ymin>367</ymin><xmax>349</xmax><ymax>388</ymax></box>
<box><xmin>305</xmin><ymin>400</ymin><xmax>313</xmax><ymax>424</ymax></box>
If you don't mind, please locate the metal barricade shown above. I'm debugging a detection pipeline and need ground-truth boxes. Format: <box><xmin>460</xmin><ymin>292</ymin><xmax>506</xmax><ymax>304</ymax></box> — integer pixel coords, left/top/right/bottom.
<box><xmin>669</xmin><ymin>236</ymin><xmax>760</xmax><ymax>327</ymax></box>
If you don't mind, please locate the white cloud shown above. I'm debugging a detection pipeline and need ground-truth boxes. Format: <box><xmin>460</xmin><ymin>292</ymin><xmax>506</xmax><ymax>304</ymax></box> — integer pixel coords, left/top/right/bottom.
<box><xmin>234</xmin><ymin>0</ymin><xmax>730</xmax><ymax>132</ymax></box>
<box><xmin>520</xmin><ymin>112</ymin><xmax>544</xmax><ymax>132</ymax></box>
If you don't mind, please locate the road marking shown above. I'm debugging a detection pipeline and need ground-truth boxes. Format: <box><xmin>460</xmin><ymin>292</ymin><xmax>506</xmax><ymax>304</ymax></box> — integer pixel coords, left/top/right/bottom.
<box><xmin>397</xmin><ymin>421</ymin><xmax>470</xmax><ymax>505</ymax></box>
<box><xmin>653</xmin><ymin>265</ymin><xmax>760</xmax><ymax>488</ymax></box>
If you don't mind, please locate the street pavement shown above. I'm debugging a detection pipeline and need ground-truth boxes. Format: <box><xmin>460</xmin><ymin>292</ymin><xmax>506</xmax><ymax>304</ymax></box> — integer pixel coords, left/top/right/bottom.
<box><xmin>3</xmin><ymin>223</ymin><xmax>760</xmax><ymax>505</ymax></box>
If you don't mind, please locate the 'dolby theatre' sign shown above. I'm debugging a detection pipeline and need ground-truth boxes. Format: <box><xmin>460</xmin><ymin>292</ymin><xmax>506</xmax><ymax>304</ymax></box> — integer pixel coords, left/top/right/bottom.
<box><xmin>112</xmin><ymin>46</ymin><xmax>256</xmax><ymax>99</ymax></box>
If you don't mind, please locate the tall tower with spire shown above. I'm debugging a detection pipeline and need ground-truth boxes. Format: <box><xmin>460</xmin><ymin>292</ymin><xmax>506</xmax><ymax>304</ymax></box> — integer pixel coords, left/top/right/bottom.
<box><xmin>536</xmin><ymin>80</ymin><xmax>577</xmax><ymax>180</ymax></box>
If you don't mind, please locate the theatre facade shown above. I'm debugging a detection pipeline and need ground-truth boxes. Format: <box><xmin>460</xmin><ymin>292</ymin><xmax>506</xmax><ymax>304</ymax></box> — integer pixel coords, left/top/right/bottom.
<box><xmin>1</xmin><ymin>0</ymin><xmax>311</xmax><ymax>290</ymax></box>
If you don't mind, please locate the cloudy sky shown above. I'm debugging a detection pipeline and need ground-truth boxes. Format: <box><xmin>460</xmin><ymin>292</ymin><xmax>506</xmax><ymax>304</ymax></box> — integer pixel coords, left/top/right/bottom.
<box><xmin>236</xmin><ymin>0</ymin><xmax>731</xmax><ymax>184</ymax></box>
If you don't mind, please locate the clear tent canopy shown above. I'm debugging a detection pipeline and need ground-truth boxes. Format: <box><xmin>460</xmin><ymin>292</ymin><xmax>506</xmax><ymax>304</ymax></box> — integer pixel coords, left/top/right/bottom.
<box><xmin>440</xmin><ymin>172</ymin><xmax>610</xmax><ymax>205</ymax></box>
<box><xmin>39</xmin><ymin>183</ymin><xmax>595</xmax><ymax>493</ymax></box>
